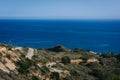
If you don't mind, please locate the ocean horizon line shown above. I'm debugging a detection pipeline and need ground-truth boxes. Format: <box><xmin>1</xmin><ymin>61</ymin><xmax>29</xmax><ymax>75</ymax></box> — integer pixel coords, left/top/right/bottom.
<box><xmin>0</xmin><ymin>18</ymin><xmax>120</xmax><ymax>21</ymax></box>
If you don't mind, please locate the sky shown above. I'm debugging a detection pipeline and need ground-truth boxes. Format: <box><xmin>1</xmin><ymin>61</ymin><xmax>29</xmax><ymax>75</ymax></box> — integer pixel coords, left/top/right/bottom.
<box><xmin>0</xmin><ymin>0</ymin><xmax>120</xmax><ymax>19</ymax></box>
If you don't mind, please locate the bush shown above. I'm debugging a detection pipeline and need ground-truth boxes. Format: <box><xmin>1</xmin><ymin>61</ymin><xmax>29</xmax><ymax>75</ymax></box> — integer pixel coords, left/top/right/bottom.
<box><xmin>32</xmin><ymin>76</ymin><xmax>39</xmax><ymax>80</ymax></box>
<box><xmin>50</xmin><ymin>72</ymin><xmax>59</xmax><ymax>80</ymax></box>
<box><xmin>17</xmin><ymin>58</ymin><xmax>33</xmax><ymax>74</ymax></box>
<box><xmin>40</xmin><ymin>66</ymin><xmax>50</xmax><ymax>75</ymax></box>
<box><xmin>115</xmin><ymin>54</ymin><xmax>120</xmax><ymax>61</ymax></box>
<box><xmin>101</xmin><ymin>52</ymin><xmax>114</xmax><ymax>58</ymax></box>
<box><xmin>61</xmin><ymin>56</ymin><xmax>71</xmax><ymax>64</ymax></box>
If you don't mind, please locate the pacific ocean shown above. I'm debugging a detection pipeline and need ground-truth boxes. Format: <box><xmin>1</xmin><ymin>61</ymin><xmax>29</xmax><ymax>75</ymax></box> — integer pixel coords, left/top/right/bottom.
<box><xmin>0</xmin><ymin>20</ymin><xmax>120</xmax><ymax>53</ymax></box>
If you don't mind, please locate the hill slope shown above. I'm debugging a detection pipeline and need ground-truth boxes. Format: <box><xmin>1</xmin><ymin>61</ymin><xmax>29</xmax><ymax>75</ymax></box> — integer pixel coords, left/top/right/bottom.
<box><xmin>0</xmin><ymin>44</ymin><xmax>120</xmax><ymax>80</ymax></box>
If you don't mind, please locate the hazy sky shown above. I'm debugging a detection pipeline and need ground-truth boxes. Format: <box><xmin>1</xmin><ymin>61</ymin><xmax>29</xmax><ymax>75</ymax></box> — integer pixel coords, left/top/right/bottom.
<box><xmin>0</xmin><ymin>0</ymin><xmax>120</xmax><ymax>19</ymax></box>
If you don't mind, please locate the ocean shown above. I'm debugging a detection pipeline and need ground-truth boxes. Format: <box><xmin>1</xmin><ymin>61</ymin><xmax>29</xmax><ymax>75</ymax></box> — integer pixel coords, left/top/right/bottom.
<box><xmin>0</xmin><ymin>20</ymin><xmax>120</xmax><ymax>53</ymax></box>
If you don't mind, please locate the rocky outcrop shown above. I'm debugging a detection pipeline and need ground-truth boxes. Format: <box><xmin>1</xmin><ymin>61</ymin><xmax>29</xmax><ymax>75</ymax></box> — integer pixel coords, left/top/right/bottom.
<box><xmin>26</xmin><ymin>48</ymin><xmax>34</xmax><ymax>59</ymax></box>
<box><xmin>87</xmin><ymin>57</ymin><xmax>99</xmax><ymax>63</ymax></box>
<box><xmin>71</xmin><ymin>59</ymin><xmax>83</xmax><ymax>64</ymax></box>
<box><xmin>0</xmin><ymin>62</ymin><xmax>10</xmax><ymax>73</ymax></box>
<box><xmin>0</xmin><ymin>46</ymin><xmax>19</xmax><ymax>74</ymax></box>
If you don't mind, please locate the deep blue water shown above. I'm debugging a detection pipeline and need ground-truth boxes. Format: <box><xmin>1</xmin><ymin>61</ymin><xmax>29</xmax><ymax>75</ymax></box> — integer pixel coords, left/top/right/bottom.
<box><xmin>0</xmin><ymin>20</ymin><xmax>120</xmax><ymax>53</ymax></box>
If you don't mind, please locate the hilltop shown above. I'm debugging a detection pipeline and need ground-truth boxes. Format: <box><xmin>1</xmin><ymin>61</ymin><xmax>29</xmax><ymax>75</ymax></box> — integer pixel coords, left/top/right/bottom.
<box><xmin>0</xmin><ymin>44</ymin><xmax>120</xmax><ymax>80</ymax></box>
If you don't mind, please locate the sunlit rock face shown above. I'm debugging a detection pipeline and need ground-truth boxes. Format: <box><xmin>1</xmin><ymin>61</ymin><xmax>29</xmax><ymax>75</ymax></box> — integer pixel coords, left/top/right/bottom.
<box><xmin>26</xmin><ymin>48</ymin><xmax>34</xmax><ymax>59</ymax></box>
<box><xmin>0</xmin><ymin>45</ymin><xmax>19</xmax><ymax>74</ymax></box>
<box><xmin>71</xmin><ymin>59</ymin><xmax>83</xmax><ymax>64</ymax></box>
<box><xmin>87</xmin><ymin>57</ymin><xmax>99</xmax><ymax>63</ymax></box>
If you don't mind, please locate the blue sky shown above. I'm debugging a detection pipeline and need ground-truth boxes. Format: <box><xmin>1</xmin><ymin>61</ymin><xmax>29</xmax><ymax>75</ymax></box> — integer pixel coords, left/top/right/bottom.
<box><xmin>0</xmin><ymin>0</ymin><xmax>120</xmax><ymax>19</ymax></box>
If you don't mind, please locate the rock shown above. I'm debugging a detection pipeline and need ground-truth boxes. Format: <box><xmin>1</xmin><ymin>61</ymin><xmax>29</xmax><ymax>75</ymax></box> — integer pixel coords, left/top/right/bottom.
<box><xmin>0</xmin><ymin>46</ymin><xmax>7</xmax><ymax>52</ymax></box>
<box><xmin>71</xmin><ymin>59</ymin><xmax>83</xmax><ymax>64</ymax></box>
<box><xmin>4</xmin><ymin>58</ymin><xmax>16</xmax><ymax>71</ymax></box>
<box><xmin>0</xmin><ymin>62</ymin><xmax>10</xmax><ymax>73</ymax></box>
<box><xmin>87</xmin><ymin>57</ymin><xmax>99</xmax><ymax>63</ymax></box>
<box><xmin>26</xmin><ymin>48</ymin><xmax>34</xmax><ymax>59</ymax></box>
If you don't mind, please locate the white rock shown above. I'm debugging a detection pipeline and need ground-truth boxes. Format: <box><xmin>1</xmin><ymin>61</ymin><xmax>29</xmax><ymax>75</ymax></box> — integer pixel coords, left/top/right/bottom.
<box><xmin>26</xmin><ymin>48</ymin><xmax>34</xmax><ymax>59</ymax></box>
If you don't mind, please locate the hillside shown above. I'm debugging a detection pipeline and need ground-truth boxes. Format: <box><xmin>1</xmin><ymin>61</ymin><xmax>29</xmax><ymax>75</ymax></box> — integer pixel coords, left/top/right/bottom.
<box><xmin>0</xmin><ymin>44</ymin><xmax>120</xmax><ymax>80</ymax></box>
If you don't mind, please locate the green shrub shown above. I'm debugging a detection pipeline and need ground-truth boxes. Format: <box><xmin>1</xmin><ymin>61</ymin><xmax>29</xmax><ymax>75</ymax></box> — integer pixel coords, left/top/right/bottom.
<box><xmin>40</xmin><ymin>66</ymin><xmax>50</xmax><ymax>75</ymax></box>
<box><xmin>32</xmin><ymin>76</ymin><xmax>39</xmax><ymax>80</ymax></box>
<box><xmin>17</xmin><ymin>58</ymin><xmax>33</xmax><ymax>74</ymax></box>
<box><xmin>115</xmin><ymin>54</ymin><xmax>120</xmax><ymax>61</ymax></box>
<box><xmin>50</xmin><ymin>72</ymin><xmax>59</xmax><ymax>80</ymax></box>
<box><xmin>61</xmin><ymin>56</ymin><xmax>71</xmax><ymax>64</ymax></box>
<box><xmin>101</xmin><ymin>52</ymin><xmax>114</xmax><ymax>58</ymax></box>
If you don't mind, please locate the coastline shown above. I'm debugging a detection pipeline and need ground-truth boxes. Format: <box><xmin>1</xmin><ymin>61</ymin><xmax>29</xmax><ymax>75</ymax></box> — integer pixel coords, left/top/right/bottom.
<box><xmin>0</xmin><ymin>43</ymin><xmax>120</xmax><ymax>80</ymax></box>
